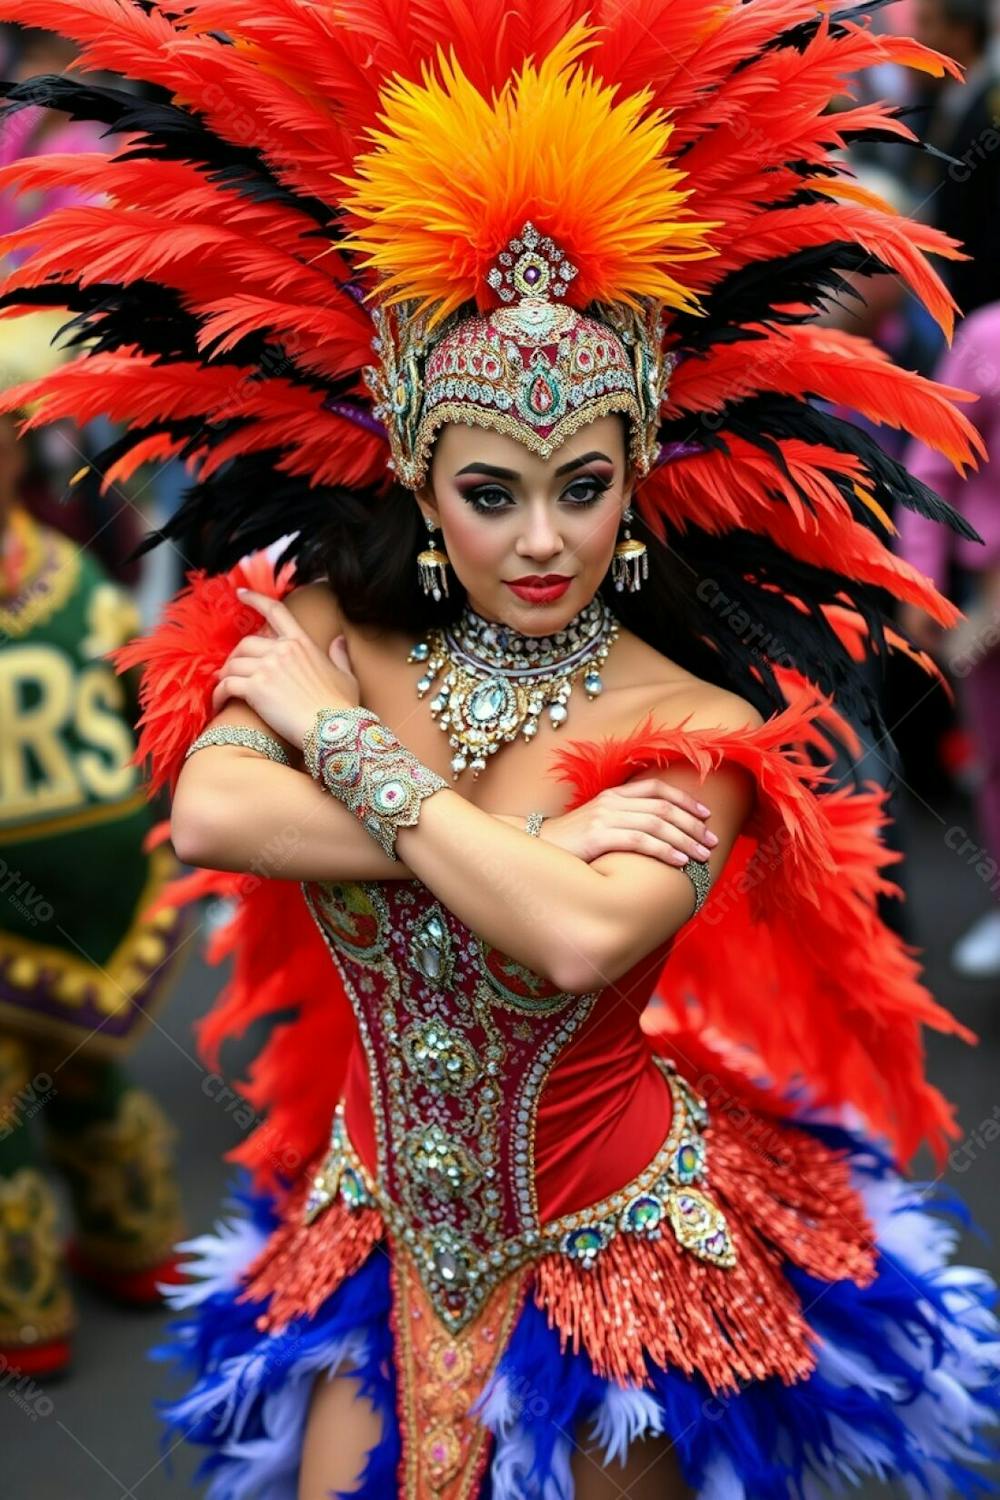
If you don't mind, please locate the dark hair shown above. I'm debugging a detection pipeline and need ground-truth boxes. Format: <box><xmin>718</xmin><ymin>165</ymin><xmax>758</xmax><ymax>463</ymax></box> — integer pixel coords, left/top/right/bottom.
<box><xmin>308</xmin><ymin>475</ymin><xmax>737</xmax><ymax>696</ymax></box>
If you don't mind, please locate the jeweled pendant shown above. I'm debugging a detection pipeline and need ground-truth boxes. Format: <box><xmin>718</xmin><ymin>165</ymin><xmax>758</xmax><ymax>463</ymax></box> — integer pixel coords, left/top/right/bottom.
<box><xmin>411</xmin><ymin>598</ymin><xmax>620</xmax><ymax>777</ymax></box>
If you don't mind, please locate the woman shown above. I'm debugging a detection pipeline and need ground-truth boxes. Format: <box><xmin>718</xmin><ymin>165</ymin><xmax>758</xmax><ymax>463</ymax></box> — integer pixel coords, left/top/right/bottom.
<box><xmin>173</xmin><ymin>408</ymin><xmax>763</xmax><ymax>1497</ymax></box>
<box><xmin>1</xmin><ymin>1</ymin><xmax>998</xmax><ymax>1495</ymax></box>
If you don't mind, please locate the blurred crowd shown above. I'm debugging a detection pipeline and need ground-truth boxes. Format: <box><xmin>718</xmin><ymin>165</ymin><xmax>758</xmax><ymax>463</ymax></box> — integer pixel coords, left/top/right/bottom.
<box><xmin>1</xmin><ymin>0</ymin><xmax>1000</xmax><ymax>1388</ymax></box>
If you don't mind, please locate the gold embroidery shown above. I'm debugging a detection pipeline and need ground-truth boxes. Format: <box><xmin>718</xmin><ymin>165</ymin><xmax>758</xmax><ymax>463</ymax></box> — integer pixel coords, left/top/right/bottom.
<box><xmin>0</xmin><ymin>514</ymin><xmax>80</xmax><ymax>639</ymax></box>
<box><xmin>0</xmin><ymin>845</ymin><xmax>188</xmax><ymax>1053</ymax></box>
<box><xmin>302</xmin><ymin>877</ymin><xmax>735</xmax><ymax>1336</ymax></box>
<box><xmin>392</xmin><ymin>1240</ymin><xmax>529</xmax><ymax>1499</ymax></box>
<box><xmin>306</xmin><ymin>1063</ymin><xmax>734</xmax><ymax>1333</ymax></box>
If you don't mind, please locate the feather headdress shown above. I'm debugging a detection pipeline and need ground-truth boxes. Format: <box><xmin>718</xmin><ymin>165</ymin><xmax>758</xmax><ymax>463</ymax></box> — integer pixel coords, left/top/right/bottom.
<box><xmin>0</xmin><ymin>0</ymin><xmax>985</xmax><ymax>733</ymax></box>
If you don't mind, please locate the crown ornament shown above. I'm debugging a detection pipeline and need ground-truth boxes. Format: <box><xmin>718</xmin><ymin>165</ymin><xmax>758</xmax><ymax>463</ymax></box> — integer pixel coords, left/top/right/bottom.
<box><xmin>364</xmin><ymin>222</ymin><xmax>675</xmax><ymax>491</ymax></box>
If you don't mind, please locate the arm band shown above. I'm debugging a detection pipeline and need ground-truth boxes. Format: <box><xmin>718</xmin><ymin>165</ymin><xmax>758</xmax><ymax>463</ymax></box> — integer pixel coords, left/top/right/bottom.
<box><xmin>681</xmin><ymin>856</ymin><xmax>712</xmax><ymax>915</ymax></box>
<box><xmin>303</xmin><ymin>706</ymin><xmax>447</xmax><ymax>861</ymax></box>
<box><xmin>185</xmin><ymin>726</ymin><xmax>291</xmax><ymax>766</ymax></box>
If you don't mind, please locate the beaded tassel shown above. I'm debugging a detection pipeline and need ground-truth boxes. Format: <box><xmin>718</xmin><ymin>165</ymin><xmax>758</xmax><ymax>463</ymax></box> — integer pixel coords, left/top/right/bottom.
<box><xmin>237</xmin><ymin>1160</ymin><xmax>385</xmax><ymax>1332</ymax></box>
<box><xmin>534</xmin><ymin>1110</ymin><xmax>875</xmax><ymax>1392</ymax></box>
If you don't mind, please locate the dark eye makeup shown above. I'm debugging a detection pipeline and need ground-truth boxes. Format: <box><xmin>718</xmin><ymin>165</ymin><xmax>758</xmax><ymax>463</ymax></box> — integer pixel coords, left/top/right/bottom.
<box><xmin>460</xmin><ymin>473</ymin><xmax>613</xmax><ymax>515</ymax></box>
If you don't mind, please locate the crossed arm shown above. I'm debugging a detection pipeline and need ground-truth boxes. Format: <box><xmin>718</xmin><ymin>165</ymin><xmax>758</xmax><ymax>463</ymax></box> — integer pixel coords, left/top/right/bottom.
<box><xmin>171</xmin><ymin>591</ymin><xmax>761</xmax><ymax>992</ymax></box>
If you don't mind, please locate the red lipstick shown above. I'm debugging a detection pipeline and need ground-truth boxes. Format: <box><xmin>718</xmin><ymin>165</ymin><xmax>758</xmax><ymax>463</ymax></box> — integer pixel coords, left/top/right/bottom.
<box><xmin>504</xmin><ymin>574</ymin><xmax>572</xmax><ymax>603</ymax></box>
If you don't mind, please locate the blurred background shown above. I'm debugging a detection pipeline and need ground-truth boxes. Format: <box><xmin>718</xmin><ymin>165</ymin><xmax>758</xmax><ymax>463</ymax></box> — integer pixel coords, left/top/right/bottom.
<box><xmin>1</xmin><ymin>6</ymin><xmax>1000</xmax><ymax>1494</ymax></box>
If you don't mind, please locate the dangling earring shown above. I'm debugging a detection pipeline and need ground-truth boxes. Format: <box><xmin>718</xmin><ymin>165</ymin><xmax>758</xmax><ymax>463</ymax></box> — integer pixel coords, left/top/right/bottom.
<box><xmin>611</xmin><ymin>506</ymin><xmax>648</xmax><ymax>593</ymax></box>
<box><xmin>417</xmin><ymin>514</ymin><xmax>450</xmax><ymax>601</ymax></box>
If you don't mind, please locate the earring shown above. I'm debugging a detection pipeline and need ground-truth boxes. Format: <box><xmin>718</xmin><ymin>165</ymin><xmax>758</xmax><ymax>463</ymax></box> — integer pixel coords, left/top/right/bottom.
<box><xmin>611</xmin><ymin>506</ymin><xmax>648</xmax><ymax>592</ymax></box>
<box><xmin>416</xmin><ymin>514</ymin><xmax>450</xmax><ymax>601</ymax></box>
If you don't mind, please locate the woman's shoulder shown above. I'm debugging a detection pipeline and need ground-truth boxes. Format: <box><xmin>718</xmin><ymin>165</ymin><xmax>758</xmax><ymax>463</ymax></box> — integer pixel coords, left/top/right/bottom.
<box><xmin>612</xmin><ymin>630</ymin><xmax>764</xmax><ymax>736</ymax></box>
<box><xmin>656</xmin><ymin>679</ymin><xmax>766</xmax><ymax>736</ymax></box>
<box><xmin>283</xmin><ymin>579</ymin><xmax>344</xmax><ymax>644</ymax></box>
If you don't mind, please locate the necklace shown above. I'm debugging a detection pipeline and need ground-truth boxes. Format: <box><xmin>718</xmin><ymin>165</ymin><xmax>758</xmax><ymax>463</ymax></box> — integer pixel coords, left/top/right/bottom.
<box><xmin>408</xmin><ymin>595</ymin><xmax>620</xmax><ymax>778</ymax></box>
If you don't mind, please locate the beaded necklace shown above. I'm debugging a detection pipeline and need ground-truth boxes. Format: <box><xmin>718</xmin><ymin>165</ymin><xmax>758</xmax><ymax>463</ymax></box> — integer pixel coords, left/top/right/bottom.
<box><xmin>408</xmin><ymin>595</ymin><xmax>619</xmax><ymax>778</ymax></box>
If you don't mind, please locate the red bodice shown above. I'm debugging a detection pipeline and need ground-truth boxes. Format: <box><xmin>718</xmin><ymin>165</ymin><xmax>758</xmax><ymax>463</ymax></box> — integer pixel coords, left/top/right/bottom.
<box><xmin>301</xmin><ymin>877</ymin><xmax>678</xmax><ymax>1322</ymax></box>
<box><xmin>299</xmin><ymin>876</ymin><xmax>695</xmax><ymax>1326</ymax></box>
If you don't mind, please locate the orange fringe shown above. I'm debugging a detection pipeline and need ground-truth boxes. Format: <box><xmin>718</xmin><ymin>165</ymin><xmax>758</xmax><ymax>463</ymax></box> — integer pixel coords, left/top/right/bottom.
<box><xmin>236</xmin><ymin>1160</ymin><xmax>384</xmax><ymax>1333</ymax></box>
<box><xmin>534</xmin><ymin>1110</ymin><xmax>875</xmax><ymax>1393</ymax></box>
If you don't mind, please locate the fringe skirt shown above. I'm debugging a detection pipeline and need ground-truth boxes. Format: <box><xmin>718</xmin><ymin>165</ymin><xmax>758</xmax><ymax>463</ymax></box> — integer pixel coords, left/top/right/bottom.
<box><xmin>152</xmin><ymin>1124</ymin><xmax>1000</xmax><ymax>1499</ymax></box>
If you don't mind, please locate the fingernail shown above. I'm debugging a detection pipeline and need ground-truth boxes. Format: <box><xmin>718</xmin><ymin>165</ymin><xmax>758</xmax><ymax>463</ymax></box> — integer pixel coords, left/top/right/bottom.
<box><xmin>704</xmin><ymin>830</ymin><xmax>719</xmax><ymax>845</ymax></box>
<box><xmin>694</xmin><ymin>843</ymin><xmax>710</xmax><ymax>858</ymax></box>
<box><xmin>696</xmin><ymin>803</ymin><xmax>710</xmax><ymax>816</ymax></box>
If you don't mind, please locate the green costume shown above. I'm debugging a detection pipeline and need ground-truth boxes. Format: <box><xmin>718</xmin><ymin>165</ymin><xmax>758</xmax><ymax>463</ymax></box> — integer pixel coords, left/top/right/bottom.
<box><xmin>0</xmin><ymin>506</ymin><xmax>188</xmax><ymax>1360</ymax></box>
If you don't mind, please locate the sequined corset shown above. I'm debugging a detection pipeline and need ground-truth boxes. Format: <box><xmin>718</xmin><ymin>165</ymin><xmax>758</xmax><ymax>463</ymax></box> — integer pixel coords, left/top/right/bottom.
<box><xmin>302</xmin><ymin>878</ymin><xmax>732</xmax><ymax>1332</ymax></box>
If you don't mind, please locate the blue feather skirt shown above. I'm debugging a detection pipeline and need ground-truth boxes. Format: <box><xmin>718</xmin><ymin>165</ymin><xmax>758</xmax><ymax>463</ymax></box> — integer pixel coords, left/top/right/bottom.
<box><xmin>153</xmin><ymin>1133</ymin><xmax>1000</xmax><ymax>1499</ymax></box>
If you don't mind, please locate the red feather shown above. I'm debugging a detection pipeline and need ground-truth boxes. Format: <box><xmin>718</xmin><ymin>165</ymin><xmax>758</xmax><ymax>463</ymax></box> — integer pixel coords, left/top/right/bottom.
<box><xmin>668</xmin><ymin>324</ymin><xmax>984</xmax><ymax>470</ymax></box>
<box><xmin>548</xmin><ymin>684</ymin><xmax>971</xmax><ymax>1166</ymax></box>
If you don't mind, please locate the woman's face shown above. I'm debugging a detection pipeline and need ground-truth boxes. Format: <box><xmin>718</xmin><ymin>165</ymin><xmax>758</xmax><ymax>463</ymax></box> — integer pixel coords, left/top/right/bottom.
<box><xmin>421</xmin><ymin>413</ymin><xmax>633</xmax><ymax>631</ymax></box>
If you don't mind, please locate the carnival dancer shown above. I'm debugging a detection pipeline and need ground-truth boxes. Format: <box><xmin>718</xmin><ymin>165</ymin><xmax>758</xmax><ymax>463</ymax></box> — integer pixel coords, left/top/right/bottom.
<box><xmin>1</xmin><ymin>0</ymin><xmax>998</xmax><ymax>1492</ymax></box>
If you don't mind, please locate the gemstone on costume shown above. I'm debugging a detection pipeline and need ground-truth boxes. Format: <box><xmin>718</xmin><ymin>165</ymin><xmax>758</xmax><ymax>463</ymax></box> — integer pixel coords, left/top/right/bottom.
<box><xmin>671</xmin><ymin>1137</ymin><xmax>705</xmax><ymax>1185</ymax></box>
<box><xmin>431</xmin><ymin>1241</ymin><xmax>469</xmax><ymax>1285</ymax></box>
<box><xmin>340</xmin><ymin>1167</ymin><xmax>368</xmax><ymax>1209</ymax></box>
<box><xmin>529</xmin><ymin>373</ymin><xmax>555</xmax><ymax>414</ymax></box>
<box><xmin>623</xmin><ymin>1193</ymin><xmax>663</xmax><ymax>1233</ymax></box>
<box><xmin>409</xmin><ymin>909</ymin><xmax>453</xmax><ymax>987</ymax></box>
<box><xmin>425</xmin><ymin>1422</ymin><xmax>461</xmax><ymax>1477</ymax></box>
<box><xmin>563</xmin><ymin>1224</ymin><xmax>608</xmax><ymax>1266</ymax></box>
<box><xmin>406</xmin><ymin>1123</ymin><xmax>482</xmax><ymax>1199</ymax></box>
<box><xmin>667</xmin><ymin>1187</ymin><xmax>736</xmax><ymax>1266</ymax></box>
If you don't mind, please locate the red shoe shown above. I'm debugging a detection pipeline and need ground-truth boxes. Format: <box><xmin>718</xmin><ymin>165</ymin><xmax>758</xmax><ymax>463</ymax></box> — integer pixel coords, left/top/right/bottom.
<box><xmin>66</xmin><ymin>1241</ymin><xmax>187</xmax><ymax>1306</ymax></box>
<box><xmin>0</xmin><ymin>1336</ymin><xmax>72</xmax><ymax>1379</ymax></box>
<box><xmin>47</xmin><ymin>1088</ymin><xmax>185</xmax><ymax>1309</ymax></box>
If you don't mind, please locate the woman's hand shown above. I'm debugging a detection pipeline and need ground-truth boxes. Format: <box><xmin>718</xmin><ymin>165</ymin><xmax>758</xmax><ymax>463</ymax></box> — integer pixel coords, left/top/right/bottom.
<box><xmin>210</xmin><ymin>587</ymin><xmax>360</xmax><ymax>747</ymax></box>
<box><xmin>537</xmin><ymin>777</ymin><xmax>718</xmax><ymax>866</ymax></box>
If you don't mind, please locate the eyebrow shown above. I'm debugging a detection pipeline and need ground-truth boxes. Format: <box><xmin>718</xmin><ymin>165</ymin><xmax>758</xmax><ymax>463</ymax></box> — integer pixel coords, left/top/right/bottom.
<box><xmin>454</xmin><ymin>450</ymin><xmax>613</xmax><ymax>481</ymax></box>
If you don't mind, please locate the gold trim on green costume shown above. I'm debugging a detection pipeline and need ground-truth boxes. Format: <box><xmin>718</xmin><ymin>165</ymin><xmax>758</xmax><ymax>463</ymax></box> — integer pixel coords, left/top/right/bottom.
<box><xmin>0</xmin><ymin>845</ymin><xmax>190</xmax><ymax>1056</ymax></box>
<box><xmin>0</xmin><ymin>789</ymin><xmax>150</xmax><ymax>846</ymax></box>
<box><xmin>0</xmin><ymin>511</ymin><xmax>80</xmax><ymax>640</ymax></box>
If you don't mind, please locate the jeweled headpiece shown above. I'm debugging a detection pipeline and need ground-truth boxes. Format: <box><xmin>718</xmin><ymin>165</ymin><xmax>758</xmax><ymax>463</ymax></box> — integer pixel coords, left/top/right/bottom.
<box><xmin>344</xmin><ymin>26</ymin><xmax>713</xmax><ymax>489</ymax></box>
<box><xmin>367</xmin><ymin>224</ymin><xmax>675</xmax><ymax>487</ymax></box>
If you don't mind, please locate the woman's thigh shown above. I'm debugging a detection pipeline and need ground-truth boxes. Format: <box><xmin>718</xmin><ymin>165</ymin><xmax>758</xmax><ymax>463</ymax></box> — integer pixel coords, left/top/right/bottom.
<box><xmin>571</xmin><ymin>1424</ymin><xmax>691</xmax><ymax>1500</ymax></box>
<box><xmin>297</xmin><ymin>1368</ymin><xmax>690</xmax><ymax>1500</ymax></box>
<box><xmin>297</xmin><ymin>1367</ymin><xmax>384</xmax><ymax>1500</ymax></box>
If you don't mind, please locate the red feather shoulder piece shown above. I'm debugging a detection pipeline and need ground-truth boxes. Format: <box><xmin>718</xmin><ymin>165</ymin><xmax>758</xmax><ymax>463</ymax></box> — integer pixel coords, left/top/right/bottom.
<box><xmin>547</xmin><ymin>682</ymin><xmax>971</xmax><ymax>1168</ymax></box>
<box><xmin>110</xmin><ymin>554</ymin><xmax>354</xmax><ymax>1197</ymax></box>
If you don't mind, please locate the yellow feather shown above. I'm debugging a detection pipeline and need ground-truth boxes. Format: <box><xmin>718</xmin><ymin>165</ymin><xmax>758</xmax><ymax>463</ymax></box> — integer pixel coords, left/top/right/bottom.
<box><xmin>340</xmin><ymin>21</ymin><xmax>718</xmax><ymax>324</ymax></box>
<box><xmin>852</xmin><ymin>483</ymin><xmax>896</xmax><ymax>534</ymax></box>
